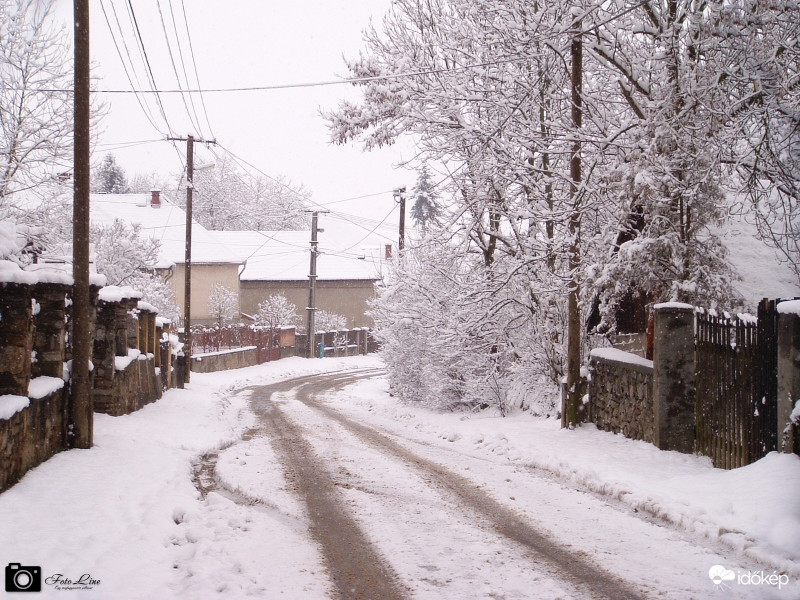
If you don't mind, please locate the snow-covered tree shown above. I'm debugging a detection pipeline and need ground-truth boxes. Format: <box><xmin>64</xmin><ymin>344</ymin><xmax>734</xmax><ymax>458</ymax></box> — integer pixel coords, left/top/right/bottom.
<box><xmin>126</xmin><ymin>271</ymin><xmax>181</xmax><ymax>323</ymax></box>
<box><xmin>371</xmin><ymin>236</ymin><xmax>560</xmax><ymax>415</ymax></box>
<box><xmin>207</xmin><ymin>283</ymin><xmax>239</xmax><ymax>327</ymax></box>
<box><xmin>256</xmin><ymin>294</ymin><xmax>298</xmax><ymax>329</ymax></box>
<box><xmin>716</xmin><ymin>0</ymin><xmax>800</xmax><ymax>284</ymax></box>
<box><xmin>315</xmin><ymin>310</ymin><xmax>347</xmax><ymax>332</ymax></box>
<box><xmin>410</xmin><ymin>165</ymin><xmax>442</xmax><ymax>234</ymax></box>
<box><xmin>0</xmin><ymin>0</ymin><xmax>85</xmax><ymax>206</ymax></box>
<box><xmin>129</xmin><ymin>171</ymin><xmax>170</xmax><ymax>195</ymax></box>
<box><xmin>91</xmin><ymin>218</ymin><xmax>180</xmax><ymax>320</ymax></box>
<box><xmin>324</xmin><ymin>0</ymin><xmax>601</xmax><ymax>420</ymax></box>
<box><xmin>327</xmin><ymin>0</ymin><xmax>794</xmax><ymax>421</ymax></box>
<box><xmin>92</xmin><ymin>219</ymin><xmax>159</xmax><ymax>286</ymax></box>
<box><xmin>92</xmin><ymin>154</ymin><xmax>129</xmax><ymax>194</ymax></box>
<box><xmin>187</xmin><ymin>153</ymin><xmax>309</xmax><ymax>231</ymax></box>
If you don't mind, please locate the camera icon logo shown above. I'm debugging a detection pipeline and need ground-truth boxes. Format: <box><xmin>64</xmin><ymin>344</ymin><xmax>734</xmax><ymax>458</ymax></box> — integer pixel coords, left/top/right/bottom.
<box><xmin>5</xmin><ymin>563</ymin><xmax>41</xmax><ymax>593</ymax></box>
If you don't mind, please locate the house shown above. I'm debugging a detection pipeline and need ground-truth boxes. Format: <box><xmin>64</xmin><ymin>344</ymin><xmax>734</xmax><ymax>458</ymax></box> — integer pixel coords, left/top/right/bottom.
<box><xmin>90</xmin><ymin>192</ymin><xmax>244</xmax><ymax>326</ymax></box>
<box><xmin>217</xmin><ymin>228</ymin><xmax>383</xmax><ymax>329</ymax></box>
<box><xmin>91</xmin><ymin>192</ymin><xmax>386</xmax><ymax>328</ymax></box>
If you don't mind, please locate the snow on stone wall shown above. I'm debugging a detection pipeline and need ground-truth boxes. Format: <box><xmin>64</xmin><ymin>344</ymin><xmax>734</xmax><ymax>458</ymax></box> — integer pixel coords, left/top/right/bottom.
<box><xmin>588</xmin><ymin>350</ymin><xmax>655</xmax><ymax>444</ymax></box>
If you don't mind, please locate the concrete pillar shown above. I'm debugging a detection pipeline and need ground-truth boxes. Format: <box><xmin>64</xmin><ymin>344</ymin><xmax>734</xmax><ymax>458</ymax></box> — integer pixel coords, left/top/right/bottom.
<box><xmin>777</xmin><ymin>305</ymin><xmax>800</xmax><ymax>452</ymax></box>
<box><xmin>652</xmin><ymin>303</ymin><xmax>696</xmax><ymax>453</ymax></box>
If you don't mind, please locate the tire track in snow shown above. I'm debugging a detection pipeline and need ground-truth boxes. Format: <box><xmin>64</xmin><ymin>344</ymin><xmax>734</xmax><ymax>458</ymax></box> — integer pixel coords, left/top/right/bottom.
<box><xmin>250</xmin><ymin>370</ymin><xmax>642</xmax><ymax>600</ymax></box>
<box><xmin>293</xmin><ymin>373</ymin><xmax>643</xmax><ymax>600</ymax></box>
<box><xmin>249</xmin><ymin>371</ymin><xmax>410</xmax><ymax>600</ymax></box>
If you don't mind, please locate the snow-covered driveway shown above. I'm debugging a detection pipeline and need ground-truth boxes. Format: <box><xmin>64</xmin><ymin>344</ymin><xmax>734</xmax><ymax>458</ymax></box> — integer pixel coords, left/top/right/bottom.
<box><xmin>1</xmin><ymin>357</ymin><xmax>797</xmax><ymax>599</ymax></box>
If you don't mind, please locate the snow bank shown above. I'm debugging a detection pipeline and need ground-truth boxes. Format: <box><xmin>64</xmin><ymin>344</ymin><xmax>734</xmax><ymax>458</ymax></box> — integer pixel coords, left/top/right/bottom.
<box><xmin>0</xmin><ymin>356</ymin><xmax>380</xmax><ymax>598</ymax></box>
<box><xmin>334</xmin><ymin>376</ymin><xmax>800</xmax><ymax>574</ymax></box>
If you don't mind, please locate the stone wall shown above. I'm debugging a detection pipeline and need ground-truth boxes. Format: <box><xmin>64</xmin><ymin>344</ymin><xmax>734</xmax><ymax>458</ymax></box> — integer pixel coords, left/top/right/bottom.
<box><xmin>104</xmin><ymin>356</ymin><xmax>162</xmax><ymax>416</ymax></box>
<box><xmin>0</xmin><ymin>283</ymin><xmax>33</xmax><ymax>396</ymax></box>
<box><xmin>0</xmin><ymin>388</ymin><xmax>67</xmax><ymax>492</ymax></box>
<box><xmin>0</xmin><ymin>280</ymin><xmax>171</xmax><ymax>493</ymax></box>
<box><xmin>587</xmin><ymin>349</ymin><xmax>654</xmax><ymax>443</ymax></box>
<box><xmin>191</xmin><ymin>347</ymin><xmax>259</xmax><ymax>373</ymax></box>
<box><xmin>91</xmin><ymin>296</ymin><xmax>164</xmax><ymax>417</ymax></box>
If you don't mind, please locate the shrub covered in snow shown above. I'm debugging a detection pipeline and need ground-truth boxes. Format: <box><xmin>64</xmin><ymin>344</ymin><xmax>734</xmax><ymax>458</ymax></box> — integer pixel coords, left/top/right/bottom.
<box><xmin>371</xmin><ymin>239</ymin><xmax>560</xmax><ymax>416</ymax></box>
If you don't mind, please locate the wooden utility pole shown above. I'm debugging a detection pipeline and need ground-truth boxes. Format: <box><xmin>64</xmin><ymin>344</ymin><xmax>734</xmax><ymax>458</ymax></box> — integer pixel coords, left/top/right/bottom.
<box><xmin>184</xmin><ymin>135</ymin><xmax>194</xmax><ymax>382</ymax></box>
<box><xmin>394</xmin><ymin>187</ymin><xmax>406</xmax><ymax>252</ymax></box>
<box><xmin>70</xmin><ymin>0</ymin><xmax>92</xmax><ymax>448</ymax></box>
<box><xmin>565</xmin><ymin>21</ymin><xmax>584</xmax><ymax>428</ymax></box>
<box><xmin>306</xmin><ymin>212</ymin><xmax>320</xmax><ymax>358</ymax></box>
<box><xmin>167</xmin><ymin>135</ymin><xmax>215</xmax><ymax>383</ymax></box>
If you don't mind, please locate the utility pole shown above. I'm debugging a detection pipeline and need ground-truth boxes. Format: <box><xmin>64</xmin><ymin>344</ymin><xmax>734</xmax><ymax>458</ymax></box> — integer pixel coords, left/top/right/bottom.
<box><xmin>394</xmin><ymin>186</ymin><xmax>406</xmax><ymax>252</ymax></box>
<box><xmin>306</xmin><ymin>212</ymin><xmax>320</xmax><ymax>358</ymax></box>
<box><xmin>70</xmin><ymin>0</ymin><xmax>92</xmax><ymax>448</ymax></box>
<box><xmin>565</xmin><ymin>20</ymin><xmax>584</xmax><ymax>428</ymax></box>
<box><xmin>167</xmin><ymin>135</ymin><xmax>216</xmax><ymax>383</ymax></box>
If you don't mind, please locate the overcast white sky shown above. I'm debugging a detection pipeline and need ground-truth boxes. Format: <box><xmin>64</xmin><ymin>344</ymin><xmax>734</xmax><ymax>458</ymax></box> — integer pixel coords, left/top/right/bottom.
<box><xmin>53</xmin><ymin>0</ymin><xmax>414</xmax><ymax>235</ymax></box>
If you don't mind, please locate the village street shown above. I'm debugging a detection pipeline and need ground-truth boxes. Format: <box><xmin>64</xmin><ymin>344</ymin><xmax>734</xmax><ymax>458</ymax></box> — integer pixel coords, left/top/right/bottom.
<box><xmin>1</xmin><ymin>357</ymin><xmax>798</xmax><ymax>599</ymax></box>
<box><xmin>180</xmin><ymin>366</ymin><xmax>796</xmax><ymax>599</ymax></box>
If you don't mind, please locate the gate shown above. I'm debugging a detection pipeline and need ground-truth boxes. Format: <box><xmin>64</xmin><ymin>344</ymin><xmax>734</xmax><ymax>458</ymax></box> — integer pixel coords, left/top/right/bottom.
<box><xmin>695</xmin><ymin>299</ymin><xmax>780</xmax><ymax>468</ymax></box>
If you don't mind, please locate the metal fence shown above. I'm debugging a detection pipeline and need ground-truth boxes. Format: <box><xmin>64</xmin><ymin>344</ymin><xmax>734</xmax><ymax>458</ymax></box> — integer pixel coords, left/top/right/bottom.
<box><xmin>695</xmin><ymin>299</ymin><xmax>779</xmax><ymax>469</ymax></box>
<box><xmin>191</xmin><ymin>325</ymin><xmax>282</xmax><ymax>363</ymax></box>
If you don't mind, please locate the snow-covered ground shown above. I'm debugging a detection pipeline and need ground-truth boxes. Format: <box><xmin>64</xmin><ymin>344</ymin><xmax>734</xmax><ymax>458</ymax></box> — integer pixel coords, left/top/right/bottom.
<box><xmin>1</xmin><ymin>355</ymin><xmax>799</xmax><ymax>598</ymax></box>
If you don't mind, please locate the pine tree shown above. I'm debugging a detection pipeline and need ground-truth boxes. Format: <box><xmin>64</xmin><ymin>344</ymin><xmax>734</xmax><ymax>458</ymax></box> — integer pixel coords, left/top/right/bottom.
<box><xmin>93</xmin><ymin>154</ymin><xmax>129</xmax><ymax>194</ymax></box>
<box><xmin>410</xmin><ymin>165</ymin><xmax>441</xmax><ymax>233</ymax></box>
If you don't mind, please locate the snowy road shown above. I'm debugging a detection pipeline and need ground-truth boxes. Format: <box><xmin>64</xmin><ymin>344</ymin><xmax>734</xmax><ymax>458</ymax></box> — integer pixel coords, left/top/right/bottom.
<box><xmin>193</xmin><ymin>368</ymin><xmax>779</xmax><ymax>600</ymax></box>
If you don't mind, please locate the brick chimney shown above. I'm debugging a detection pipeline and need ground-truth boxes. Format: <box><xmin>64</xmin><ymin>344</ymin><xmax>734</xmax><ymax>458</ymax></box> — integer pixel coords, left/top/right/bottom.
<box><xmin>150</xmin><ymin>190</ymin><xmax>161</xmax><ymax>208</ymax></box>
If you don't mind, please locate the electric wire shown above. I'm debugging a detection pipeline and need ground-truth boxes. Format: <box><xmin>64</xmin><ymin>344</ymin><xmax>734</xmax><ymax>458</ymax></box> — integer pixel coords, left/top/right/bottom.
<box><xmin>166</xmin><ymin>0</ymin><xmax>208</xmax><ymax>137</ymax></box>
<box><xmin>178</xmin><ymin>0</ymin><xmax>215</xmax><ymax>138</ymax></box>
<box><xmin>155</xmin><ymin>0</ymin><xmax>204</xmax><ymax>137</ymax></box>
<box><xmin>98</xmin><ymin>0</ymin><xmax>165</xmax><ymax>136</ymax></box>
<box><xmin>125</xmin><ymin>0</ymin><xmax>175</xmax><ymax>137</ymax></box>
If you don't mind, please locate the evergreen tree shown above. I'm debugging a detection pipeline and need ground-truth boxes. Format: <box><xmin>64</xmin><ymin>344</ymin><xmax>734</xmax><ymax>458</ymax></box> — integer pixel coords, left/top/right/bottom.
<box><xmin>410</xmin><ymin>165</ymin><xmax>442</xmax><ymax>233</ymax></box>
<box><xmin>93</xmin><ymin>154</ymin><xmax>129</xmax><ymax>194</ymax></box>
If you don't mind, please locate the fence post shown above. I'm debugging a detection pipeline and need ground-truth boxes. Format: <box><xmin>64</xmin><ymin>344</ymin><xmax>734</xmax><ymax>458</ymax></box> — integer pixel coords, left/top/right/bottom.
<box><xmin>777</xmin><ymin>303</ymin><xmax>800</xmax><ymax>452</ymax></box>
<box><xmin>652</xmin><ymin>303</ymin><xmax>696</xmax><ymax>453</ymax></box>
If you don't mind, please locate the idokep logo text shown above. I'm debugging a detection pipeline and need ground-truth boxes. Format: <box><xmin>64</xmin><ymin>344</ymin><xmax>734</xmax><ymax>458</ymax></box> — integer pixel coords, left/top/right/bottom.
<box><xmin>709</xmin><ymin>564</ymin><xmax>789</xmax><ymax>591</ymax></box>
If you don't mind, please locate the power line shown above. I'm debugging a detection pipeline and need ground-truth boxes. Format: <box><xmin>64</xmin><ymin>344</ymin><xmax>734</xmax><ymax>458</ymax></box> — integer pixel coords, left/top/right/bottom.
<box><xmin>98</xmin><ymin>0</ymin><xmax>165</xmax><ymax>136</ymax></box>
<box><xmin>178</xmin><ymin>0</ymin><xmax>215</xmax><ymax>138</ymax></box>
<box><xmin>125</xmin><ymin>0</ymin><xmax>175</xmax><ymax>136</ymax></box>
<box><xmin>156</xmin><ymin>0</ymin><xmax>204</xmax><ymax>137</ymax></box>
<box><xmin>39</xmin><ymin>54</ymin><xmax>536</xmax><ymax>95</ymax></box>
<box><xmin>95</xmin><ymin>138</ymin><xmax>165</xmax><ymax>151</ymax></box>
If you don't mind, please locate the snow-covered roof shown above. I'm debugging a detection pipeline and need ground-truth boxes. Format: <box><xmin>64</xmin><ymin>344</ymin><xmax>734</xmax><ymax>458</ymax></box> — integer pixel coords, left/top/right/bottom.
<box><xmin>222</xmin><ymin>229</ymin><xmax>382</xmax><ymax>282</ymax></box>
<box><xmin>718</xmin><ymin>217</ymin><xmax>799</xmax><ymax>307</ymax></box>
<box><xmin>90</xmin><ymin>193</ymin><xmax>243</xmax><ymax>267</ymax></box>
